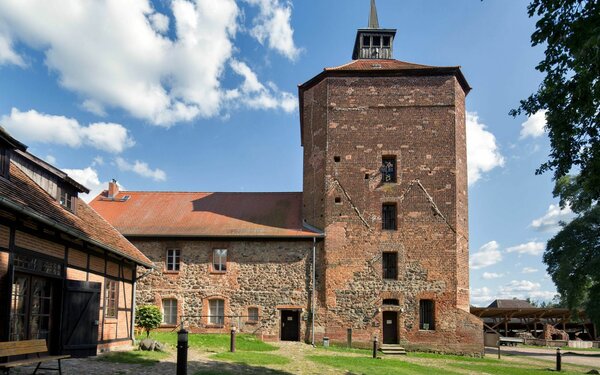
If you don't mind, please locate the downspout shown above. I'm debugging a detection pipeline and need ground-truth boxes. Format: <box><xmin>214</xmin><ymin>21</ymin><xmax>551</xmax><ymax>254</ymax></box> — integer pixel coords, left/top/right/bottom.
<box><xmin>130</xmin><ymin>268</ymin><xmax>154</xmax><ymax>341</ymax></box>
<box><xmin>312</xmin><ymin>236</ymin><xmax>316</xmax><ymax>347</ymax></box>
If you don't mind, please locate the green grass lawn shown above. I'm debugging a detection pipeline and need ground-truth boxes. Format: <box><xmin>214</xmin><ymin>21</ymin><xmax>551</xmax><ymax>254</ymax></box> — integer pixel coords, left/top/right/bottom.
<box><xmin>97</xmin><ymin>349</ymin><xmax>169</xmax><ymax>366</ymax></box>
<box><xmin>307</xmin><ymin>355</ymin><xmax>460</xmax><ymax>375</ymax></box>
<box><xmin>210</xmin><ymin>351</ymin><xmax>291</xmax><ymax>366</ymax></box>
<box><xmin>140</xmin><ymin>332</ymin><xmax>278</xmax><ymax>352</ymax></box>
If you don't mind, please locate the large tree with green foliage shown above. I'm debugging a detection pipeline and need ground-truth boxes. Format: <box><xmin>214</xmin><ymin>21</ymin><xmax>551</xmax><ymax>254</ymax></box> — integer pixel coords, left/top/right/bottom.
<box><xmin>512</xmin><ymin>0</ymin><xmax>599</xmax><ymax>327</ymax></box>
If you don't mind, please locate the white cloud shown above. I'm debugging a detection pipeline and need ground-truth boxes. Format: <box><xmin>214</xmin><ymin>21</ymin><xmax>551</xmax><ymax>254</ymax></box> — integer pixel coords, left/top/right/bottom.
<box><xmin>45</xmin><ymin>155</ymin><xmax>56</xmax><ymax>164</ymax></box>
<box><xmin>466</xmin><ymin>112</ymin><xmax>505</xmax><ymax>185</ymax></box>
<box><xmin>498</xmin><ymin>280</ymin><xmax>556</xmax><ymax>301</ymax></box>
<box><xmin>92</xmin><ymin>156</ymin><xmax>104</xmax><ymax>166</ymax></box>
<box><xmin>531</xmin><ymin>204</ymin><xmax>574</xmax><ymax>234</ymax></box>
<box><xmin>62</xmin><ymin>167</ymin><xmax>103</xmax><ymax>202</ymax></box>
<box><xmin>520</xmin><ymin>110</ymin><xmax>547</xmax><ymax>139</ymax></box>
<box><xmin>470</xmin><ymin>287</ymin><xmax>494</xmax><ymax>306</ymax></box>
<box><xmin>115</xmin><ymin>157</ymin><xmax>166</xmax><ymax>182</ymax></box>
<box><xmin>522</xmin><ymin>267</ymin><xmax>538</xmax><ymax>274</ymax></box>
<box><xmin>229</xmin><ymin>59</ymin><xmax>297</xmax><ymax>112</ymax></box>
<box><xmin>1</xmin><ymin>108</ymin><xmax>135</xmax><ymax>153</ymax></box>
<box><xmin>482</xmin><ymin>272</ymin><xmax>504</xmax><ymax>280</ymax></box>
<box><xmin>0</xmin><ymin>0</ymin><xmax>298</xmax><ymax>126</ymax></box>
<box><xmin>245</xmin><ymin>0</ymin><xmax>301</xmax><ymax>60</ymax></box>
<box><xmin>470</xmin><ymin>241</ymin><xmax>503</xmax><ymax>270</ymax></box>
<box><xmin>0</xmin><ymin>28</ymin><xmax>25</xmax><ymax>66</ymax></box>
<box><xmin>506</xmin><ymin>241</ymin><xmax>545</xmax><ymax>256</ymax></box>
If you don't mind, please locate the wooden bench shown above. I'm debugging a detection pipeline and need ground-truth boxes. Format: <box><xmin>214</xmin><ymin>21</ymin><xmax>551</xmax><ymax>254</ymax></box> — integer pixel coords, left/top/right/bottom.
<box><xmin>0</xmin><ymin>340</ymin><xmax>70</xmax><ymax>374</ymax></box>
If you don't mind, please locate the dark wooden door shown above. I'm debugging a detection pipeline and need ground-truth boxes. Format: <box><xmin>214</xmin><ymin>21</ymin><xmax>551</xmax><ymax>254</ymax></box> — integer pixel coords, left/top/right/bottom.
<box><xmin>280</xmin><ymin>310</ymin><xmax>299</xmax><ymax>341</ymax></box>
<box><xmin>382</xmin><ymin>311</ymin><xmax>398</xmax><ymax>344</ymax></box>
<box><xmin>60</xmin><ymin>280</ymin><xmax>101</xmax><ymax>357</ymax></box>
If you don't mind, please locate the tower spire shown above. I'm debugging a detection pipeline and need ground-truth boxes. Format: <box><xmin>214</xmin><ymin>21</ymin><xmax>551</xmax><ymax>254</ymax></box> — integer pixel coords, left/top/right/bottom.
<box><xmin>369</xmin><ymin>0</ymin><xmax>380</xmax><ymax>29</ymax></box>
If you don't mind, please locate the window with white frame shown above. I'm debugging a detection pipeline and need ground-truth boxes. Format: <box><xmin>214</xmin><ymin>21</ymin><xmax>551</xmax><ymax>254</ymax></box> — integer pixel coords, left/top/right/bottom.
<box><xmin>166</xmin><ymin>249</ymin><xmax>181</xmax><ymax>271</ymax></box>
<box><xmin>209</xmin><ymin>299</ymin><xmax>224</xmax><ymax>325</ymax></box>
<box><xmin>162</xmin><ymin>298</ymin><xmax>177</xmax><ymax>325</ymax></box>
<box><xmin>213</xmin><ymin>249</ymin><xmax>227</xmax><ymax>272</ymax></box>
<box><xmin>248</xmin><ymin>307</ymin><xmax>259</xmax><ymax>322</ymax></box>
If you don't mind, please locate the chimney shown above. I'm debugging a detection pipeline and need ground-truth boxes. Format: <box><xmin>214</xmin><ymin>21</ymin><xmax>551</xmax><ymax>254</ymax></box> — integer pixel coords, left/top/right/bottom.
<box><xmin>108</xmin><ymin>179</ymin><xmax>119</xmax><ymax>198</ymax></box>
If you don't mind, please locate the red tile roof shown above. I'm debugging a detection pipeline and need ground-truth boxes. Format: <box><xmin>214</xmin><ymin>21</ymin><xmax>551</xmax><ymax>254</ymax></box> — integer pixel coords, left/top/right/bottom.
<box><xmin>0</xmin><ymin>163</ymin><xmax>152</xmax><ymax>267</ymax></box>
<box><xmin>90</xmin><ymin>191</ymin><xmax>321</xmax><ymax>238</ymax></box>
<box><xmin>325</xmin><ymin>59</ymin><xmax>437</xmax><ymax>71</ymax></box>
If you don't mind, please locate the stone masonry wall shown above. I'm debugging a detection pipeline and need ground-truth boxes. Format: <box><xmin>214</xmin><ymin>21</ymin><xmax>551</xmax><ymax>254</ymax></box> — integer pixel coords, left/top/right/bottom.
<box><xmin>132</xmin><ymin>239</ymin><xmax>314</xmax><ymax>341</ymax></box>
<box><xmin>301</xmin><ymin>74</ymin><xmax>483</xmax><ymax>354</ymax></box>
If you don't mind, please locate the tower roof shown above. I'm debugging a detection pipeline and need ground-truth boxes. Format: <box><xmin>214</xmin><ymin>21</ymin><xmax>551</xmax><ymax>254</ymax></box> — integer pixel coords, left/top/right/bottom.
<box><xmin>369</xmin><ymin>0</ymin><xmax>379</xmax><ymax>29</ymax></box>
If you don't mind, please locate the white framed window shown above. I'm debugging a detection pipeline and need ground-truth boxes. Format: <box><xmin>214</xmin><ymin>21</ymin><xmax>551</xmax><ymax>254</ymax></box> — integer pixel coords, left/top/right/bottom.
<box><xmin>213</xmin><ymin>249</ymin><xmax>227</xmax><ymax>272</ymax></box>
<box><xmin>162</xmin><ymin>298</ymin><xmax>177</xmax><ymax>325</ymax></box>
<box><xmin>209</xmin><ymin>299</ymin><xmax>224</xmax><ymax>325</ymax></box>
<box><xmin>166</xmin><ymin>249</ymin><xmax>181</xmax><ymax>271</ymax></box>
<box><xmin>248</xmin><ymin>307</ymin><xmax>259</xmax><ymax>322</ymax></box>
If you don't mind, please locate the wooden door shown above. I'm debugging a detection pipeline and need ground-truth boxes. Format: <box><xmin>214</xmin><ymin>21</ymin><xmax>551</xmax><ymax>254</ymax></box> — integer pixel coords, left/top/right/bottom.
<box><xmin>60</xmin><ymin>280</ymin><xmax>101</xmax><ymax>357</ymax></box>
<box><xmin>382</xmin><ymin>311</ymin><xmax>398</xmax><ymax>344</ymax></box>
<box><xmin>280</xmin><ymin>310</ymin><xmax>300</xmax><ymax>341</ymax></box>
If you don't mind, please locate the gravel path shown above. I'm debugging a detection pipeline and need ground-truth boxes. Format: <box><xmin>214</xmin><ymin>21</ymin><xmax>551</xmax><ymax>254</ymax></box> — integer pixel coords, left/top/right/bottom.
<box><xmin>485</xmin><ymin>346</ymin><xmax>600</xmax><ymax>368</ymax></box>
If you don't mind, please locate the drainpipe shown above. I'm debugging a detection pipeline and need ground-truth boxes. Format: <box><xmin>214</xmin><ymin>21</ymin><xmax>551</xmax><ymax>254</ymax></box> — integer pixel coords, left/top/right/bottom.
<box><xmin>312</xmin><ymin>236</ymin><xmax>316</xmax><ymax>347</ymax></box>
<box><xmin>130</xmin><ymin>268</ymin><xmax>154</xmax><ymax>341</ymax></box>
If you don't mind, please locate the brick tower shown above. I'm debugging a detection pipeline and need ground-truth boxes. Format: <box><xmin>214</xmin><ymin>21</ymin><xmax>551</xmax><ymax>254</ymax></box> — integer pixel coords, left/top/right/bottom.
<box><xmin>299</xmin><ymin>0</ymin><xmax>482</xmax><ymax>353</ymax></box>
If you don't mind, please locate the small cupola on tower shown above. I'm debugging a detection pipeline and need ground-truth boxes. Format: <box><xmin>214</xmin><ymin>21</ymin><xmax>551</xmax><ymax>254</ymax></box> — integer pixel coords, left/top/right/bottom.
<box><xmin>352</xmin><ymin>0</ymin><xmax>397</xmax><ymax>60</ymax></box>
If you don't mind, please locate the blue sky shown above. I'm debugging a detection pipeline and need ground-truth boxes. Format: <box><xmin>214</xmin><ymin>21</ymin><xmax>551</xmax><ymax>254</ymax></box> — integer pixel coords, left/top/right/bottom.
<box><xmin>0</xmin><ymin>0</ymin><xmax>574</xmax><ymax>306</ymax></box>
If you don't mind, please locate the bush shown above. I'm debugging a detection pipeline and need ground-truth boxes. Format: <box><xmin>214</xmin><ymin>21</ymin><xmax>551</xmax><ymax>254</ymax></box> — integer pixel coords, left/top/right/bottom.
<box><xmin>136</xmin><ymin>305</ymin><xmax>162</xmax><ymax>338</ymax></box>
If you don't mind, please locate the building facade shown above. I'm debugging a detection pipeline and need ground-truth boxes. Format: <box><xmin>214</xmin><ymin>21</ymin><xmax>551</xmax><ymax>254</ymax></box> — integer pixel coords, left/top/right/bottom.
<box><xmin>0</xmin><ymin>127</ymin><xmax>152</xmax><ymax>356</ymax></box>
<box><xmin>91</xmin><ymin>1</ymin><xmax>483</xmax><ymax>354</ymax></box>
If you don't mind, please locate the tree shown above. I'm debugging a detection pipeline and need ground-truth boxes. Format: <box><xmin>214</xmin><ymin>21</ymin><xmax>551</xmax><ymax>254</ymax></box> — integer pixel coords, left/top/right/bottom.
<box><xmin>510</xmin><ymin>0</ymin><xmax>600</xmax><ymax>202</ymax></box>
<box><xmin>513</xmin><ymin>0</ymin><xmax>600</xmax><ymax>327</ymax></box>
<box><xmin>544</xmin><ymin>206</ymin><xmax>600</xmax><ymax>325</ymax></box>
<box><xmin>135</xmin><ymin>305</ymin><xmax>163</xmax><ymax>338</ymax></box>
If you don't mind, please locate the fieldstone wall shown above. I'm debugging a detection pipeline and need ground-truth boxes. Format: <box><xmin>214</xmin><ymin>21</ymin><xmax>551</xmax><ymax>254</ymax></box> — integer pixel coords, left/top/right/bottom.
<box><xmin>301</xmin><ymin>74</ymin><xmax>483</xmax><ymax>354</ymax></box>
<box><xmin>133</xmin><ymin>239</ymin><xmax>315</xmax><ymax>341</ymax></box>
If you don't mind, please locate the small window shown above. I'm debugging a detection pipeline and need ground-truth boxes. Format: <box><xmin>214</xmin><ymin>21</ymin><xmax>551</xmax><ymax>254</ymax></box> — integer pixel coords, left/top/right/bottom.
<box><xmin>382</xmin><ymin>252</ymin><xmax>398</xmax><ymax>280</ymax></box>
<box><xmin>334</xmin><ymin>197</ymin><xmax>342</xmax><ymax>204</ymax></box>
<box><xmin>381</xmin><ymin>156</ymin><xmax>396</xmax><ymax>183</ymax></box>
<box><xmin>419</xmin><ymin>300</ymin><xmax>435</xmax><ymax>330</ymax></box>
<box><xmin>248</xmin><ymin>307</ymin><xmax>259</xmax><ymax>322</ymax></box>
<box><xmin>104</xmin><ymin>280</ymin><xmax>118</xmax><ymax>318</ymax></box>
<box><xmin>362</xmin><ymin>35</ymin><xmax>370</xmax><ymax>47</ymax></box>
<box><xmin>213</xmin><ymin>249</ymin><xmax>227</xmax><ymax>272</ymax></box>
<box><xmin>372</xmin><ymin>36</ymin><xmax>381</xmax><ymax>47</ymax></box>
<box><xmin>334</xmin><ymin>156</ymin><xmax>341</xmax><ymax>162</ymax></box>
<box><xmin>382</xmin><ymin>36</ymin><xmax>391</xmax><ymax>47</ymax></box>
<box><xmin>60</xmin><ymin>191</ymin><xmax>73</xmax><ymax>211</ymax></box>
<box><xmin>209</xmin><ymin>299</ymin><xmax>224</xmax><ymax>325</ymax></box>
<box><xmin>383</xmin><ymin>298</ymin><xmax>399</xmax><ymax>306</ymax></box>
<box><xmin>382</xmin><ymin>203</ymin><xmax>397</xmax><ymax>230</ymax></box>
<box><xmin>162</xmin><ymin>298</ymin><xmax>177</xmax><ymax>325</ymax></box>
<box><xmin>166</xmin><ymin>249</ymin><xmax>181</xmax><ymax>271</ymax></box>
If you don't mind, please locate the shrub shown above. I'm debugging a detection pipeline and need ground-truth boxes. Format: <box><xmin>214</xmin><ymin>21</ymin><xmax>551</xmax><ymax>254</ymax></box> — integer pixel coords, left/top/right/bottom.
<box><xmin>136</xmin><ymin>305</ymin><xmax>162</xmax><ymax>338</ymax></box>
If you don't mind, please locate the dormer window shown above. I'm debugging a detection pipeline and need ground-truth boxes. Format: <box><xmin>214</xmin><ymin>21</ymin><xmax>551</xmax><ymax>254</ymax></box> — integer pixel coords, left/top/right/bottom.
<box><xmin>58</xmin><ymin>187</ymin><xmax>76</xmax><ymax>213</ymax></box>
<box><xmin>0</xmin><ymin>147</ymin><xmax>8</xmax><ymax>179</ymax></box>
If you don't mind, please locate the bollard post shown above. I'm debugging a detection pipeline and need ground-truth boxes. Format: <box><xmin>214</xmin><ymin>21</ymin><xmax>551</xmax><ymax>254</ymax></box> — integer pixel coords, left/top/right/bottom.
<box><xmin>372</xmin><ymin>335</ymin><xmax>378</xmax><ymax>359</ymax></box>
<box><xmin>177</xmin><ymin>324</ymin><xmax>188</xmax><ymax>375</ymax></box>
<box><xmin>556</xmin><ymin>347</ymin><xmax>561</xmax><ymax>372</ymax></box>
<box><xmin>347</xmin><ymin>328</ymin><xmax>352</xmax><ymax>348</ymax></box>
<box><xmin>230</xmin><ymin>327</ymin><xmax>237</xmax><ymax>353</ymax></box>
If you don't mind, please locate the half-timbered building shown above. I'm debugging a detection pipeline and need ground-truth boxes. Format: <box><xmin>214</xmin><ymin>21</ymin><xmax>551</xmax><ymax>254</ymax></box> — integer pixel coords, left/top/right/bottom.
<box><xmin>0</xmin><ymin>127</ymin><xmax>152</xmax><ymax>356</ymax></box>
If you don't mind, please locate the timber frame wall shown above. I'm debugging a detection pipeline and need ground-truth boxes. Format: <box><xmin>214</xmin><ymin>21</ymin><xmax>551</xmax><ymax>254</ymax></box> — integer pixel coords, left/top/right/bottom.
<box><xmin>0</xmin><ymin>207</ymin><xmax>137</xmax><ymax>352</ymax></box>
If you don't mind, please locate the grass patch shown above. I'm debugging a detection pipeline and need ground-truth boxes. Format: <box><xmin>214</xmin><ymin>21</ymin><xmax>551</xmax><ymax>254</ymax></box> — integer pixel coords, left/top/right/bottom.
<box><xmin>211</xmin><ymin>352</ymin><xmax>291</xmax><ymax>366</ymax></box>
<box><xmin>138</xmin><ymin>332</ymin><xmax>277</xmax><ymax>352</ymax></box>
<box><xmin>411</xmin><ymin>352</ymin><xmax>500</xmax><ymax>363</ymax></box>
<box><xmin>307</xmin><ymin>355</ymin><xmax>459</xmax><ymax>375</ymax></box>
<box><xmin>316</xmin><ymin>343</ymin><xmax>372</xmax><ymax>355</ymax></box>
<box><xmin>97</xmin><ymin>350</ymin><xmax>169</xmax><ymax>366</ymax></box>
<box><xmin>447</xmin><ymin>362</ymin><xmax>581</xmax><ymax>374</ymax></box>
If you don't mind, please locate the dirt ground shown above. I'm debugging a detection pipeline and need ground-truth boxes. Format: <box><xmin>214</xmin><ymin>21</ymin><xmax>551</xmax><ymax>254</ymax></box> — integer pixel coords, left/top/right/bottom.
<box><xmin>485</xmin><ymin>346</ymin><xmax>600</xmax><ymax>368</ymax></box>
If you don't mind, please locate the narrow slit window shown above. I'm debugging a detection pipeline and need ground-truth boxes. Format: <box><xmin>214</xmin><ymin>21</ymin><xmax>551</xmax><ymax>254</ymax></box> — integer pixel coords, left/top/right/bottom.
<box><xmin>382</xmin><ymin>252</ymin><xmax>398</xmax><ymax>280</ymax></box>
<box><xmin>419</xmin><ymin>300</ymin><xmax>435</xmax><ymax>330</ymax></box>
<box><xmin>248</xmin><ymin>307</ymin><xmax>259</xmax><ymax>322</ymax></box>
<box><xmin>334</xmin><ymin>156</ymin><xmax>341</xmax><ymax>162</ymax></box>
<box><xmin>213</xmin><ymin>249</ymin><xmax>227</xmax><ymax>272</ymax></box>
<box><xmin>104</xmin><ymin>280</ymin><xmax>118</xmax><ymax>318</ymax></box>
<box><xmin>382</xmin><ymin>203</ymin><xmax>397</xmax><ymax>230</ymax></box>
<box><xmin>335</xmin><ymin>197</ymin><xmax>342</xmax><ymax>204</ymax></box>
